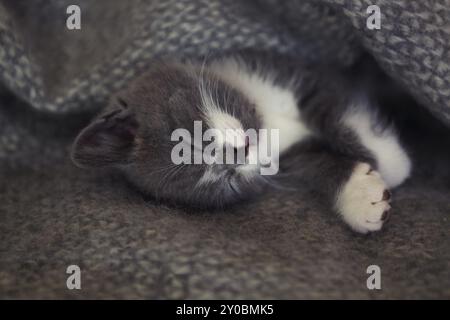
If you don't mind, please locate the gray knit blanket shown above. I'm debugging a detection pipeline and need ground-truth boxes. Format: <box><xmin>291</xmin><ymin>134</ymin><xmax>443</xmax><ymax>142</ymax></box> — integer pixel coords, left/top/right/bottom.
<box><xmin>1</xmin><ymin>0</ymin><xmax>450</xmax><ymax>117</ymax></box>
<box><xmin>0</xmin><ymin>0</ymin><xmax>449</xmax><ymax>299</ymax></box>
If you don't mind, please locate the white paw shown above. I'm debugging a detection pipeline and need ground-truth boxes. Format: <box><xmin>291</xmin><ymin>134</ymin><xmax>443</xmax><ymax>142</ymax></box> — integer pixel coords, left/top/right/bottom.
<box><xmin>336</xmin><ymin>163</ymin><xmax>392</xmax><ymax>234</ymax></box>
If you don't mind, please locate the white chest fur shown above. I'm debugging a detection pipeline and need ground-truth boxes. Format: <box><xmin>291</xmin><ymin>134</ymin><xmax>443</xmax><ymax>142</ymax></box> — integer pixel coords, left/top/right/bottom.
<box><xmin>209</xmin><ymin>57</ymin><xmax>310</xmax><ymax>155</ymax></box>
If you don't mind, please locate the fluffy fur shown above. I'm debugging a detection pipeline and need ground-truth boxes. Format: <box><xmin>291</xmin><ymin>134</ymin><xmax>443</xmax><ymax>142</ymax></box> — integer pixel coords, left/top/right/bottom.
<box><xmin>72</xmin><ymin>51</ymin><xmax>412</xmax><ymax>233</ymax></box>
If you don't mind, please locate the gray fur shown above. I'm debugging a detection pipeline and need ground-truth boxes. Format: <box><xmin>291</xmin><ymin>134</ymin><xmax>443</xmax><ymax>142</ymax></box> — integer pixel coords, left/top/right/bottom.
<box><xmin>72</xmin><ymin>61</ymin><xmax>265</xmax><ymax>209</ymax></box>
<box><xmin>72</xmin><ymin>52</ymin><xmax>400</xmax><ymax>216</ymax></box>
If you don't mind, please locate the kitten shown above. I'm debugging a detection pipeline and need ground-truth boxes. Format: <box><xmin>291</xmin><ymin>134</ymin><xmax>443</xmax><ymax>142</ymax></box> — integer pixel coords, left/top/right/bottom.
<box><xmin>71</xmin><ymin>51</ymin><xmax>412</xmax><ymax>233</ymax></box>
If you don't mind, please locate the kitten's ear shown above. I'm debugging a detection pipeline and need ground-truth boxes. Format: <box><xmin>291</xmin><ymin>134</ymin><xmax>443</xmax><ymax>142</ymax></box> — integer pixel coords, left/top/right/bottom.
<box><xmin>71</xmin><ymin>109</ymin><xmax>138</xmax><ymax>168</ymax></box>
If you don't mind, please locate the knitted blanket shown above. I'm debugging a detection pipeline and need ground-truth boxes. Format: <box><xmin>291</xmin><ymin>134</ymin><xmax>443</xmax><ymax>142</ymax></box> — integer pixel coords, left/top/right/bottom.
<box><xmin>0</xmin><ymin>0</ymin><xmax>449</xmax><ymax>299</ymax></box>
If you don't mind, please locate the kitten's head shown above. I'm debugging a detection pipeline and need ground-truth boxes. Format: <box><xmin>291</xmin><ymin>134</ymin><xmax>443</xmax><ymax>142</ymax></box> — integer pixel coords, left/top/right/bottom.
<box><xmin>71</xmin><ymin>62</ymin><xmax>269</xmax><ymax>209</ymax></box>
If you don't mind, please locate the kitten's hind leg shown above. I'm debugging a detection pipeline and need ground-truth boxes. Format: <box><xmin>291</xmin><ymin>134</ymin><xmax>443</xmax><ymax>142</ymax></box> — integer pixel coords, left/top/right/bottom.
<box><xmin>342</xmin><ymin>105</ymin><xmax>412</xmax><ymax>189</ymax></box>
<box><xmin>280</xmin><ymin>139</ymin><xmax>391</xmax><ymax>234</ymax></box>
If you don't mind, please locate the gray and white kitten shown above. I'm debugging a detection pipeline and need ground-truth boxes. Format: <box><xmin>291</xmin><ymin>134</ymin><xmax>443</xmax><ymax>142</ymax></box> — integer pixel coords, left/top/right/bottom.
<box><xmin>72</xmin><ymin>51</ymin><xmax>412</xmax><ymax>233</ymax></box>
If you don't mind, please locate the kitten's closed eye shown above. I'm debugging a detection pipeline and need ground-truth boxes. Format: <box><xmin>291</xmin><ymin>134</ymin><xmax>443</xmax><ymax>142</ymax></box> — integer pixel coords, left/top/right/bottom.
<box><xmin>117</xmin><ymin>97</ymin><xmax>128</xmax><ymax>108</ymax></box>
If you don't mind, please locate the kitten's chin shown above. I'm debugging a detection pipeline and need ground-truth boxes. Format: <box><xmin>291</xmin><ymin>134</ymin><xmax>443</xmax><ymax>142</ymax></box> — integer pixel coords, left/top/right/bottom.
<box><xmin>236</xmin><ymin>164</ymin><xmax>260</xmax><ymax>179</ymax></box>
<box><xmin>236</xmin><ymin>160</ymin><xmax>279</xmax><ymax>177</ymax></box>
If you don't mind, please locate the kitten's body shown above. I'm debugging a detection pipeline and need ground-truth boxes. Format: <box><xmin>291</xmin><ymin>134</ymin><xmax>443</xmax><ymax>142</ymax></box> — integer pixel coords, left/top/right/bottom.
<box><xmin>72</xmin><ymin>51</ymin><xmax>412</xmax><ymax>233</ymax></box>
<box><xmin>207</xmin><ymin>53</ymin><xmax>411</xmax><ymax>232</ymax></box>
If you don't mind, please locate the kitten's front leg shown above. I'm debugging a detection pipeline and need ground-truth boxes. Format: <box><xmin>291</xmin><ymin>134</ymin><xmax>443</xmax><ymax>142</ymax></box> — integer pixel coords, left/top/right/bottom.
<box><xmin>281</xmin><ymin>140</ymin><xmax>391</xmax><ymax>233</ymax></box>
<box><xmin>335</xmin><ymin>162</ymin><xmax>391</xmax><ymax>234</ymax></box>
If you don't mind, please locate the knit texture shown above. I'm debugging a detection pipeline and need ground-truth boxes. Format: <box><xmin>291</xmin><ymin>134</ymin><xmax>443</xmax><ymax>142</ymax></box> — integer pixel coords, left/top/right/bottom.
<box><xmin>0</xmin><ymin>0</ymin><xmax>449</xmax><ymax>299</ymax></box>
